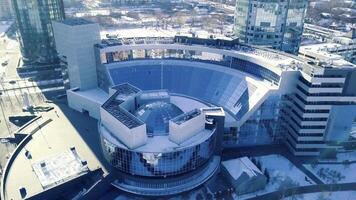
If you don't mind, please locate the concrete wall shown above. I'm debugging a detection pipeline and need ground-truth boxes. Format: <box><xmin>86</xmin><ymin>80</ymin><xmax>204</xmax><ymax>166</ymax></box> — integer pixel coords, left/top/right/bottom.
<box><xmin>325</xmin><ymin>105</ymin><xmax>356</xmax><ymax>142</ymax></box>
<box><xmin>100</xmin><ymin>108</ymin><xmax>147</xmax><ymax>149</ymax></box>
<box><xmin>169</xmin><ymin>112</ymin><xmax>205</xmax><ymax>144</ymax></box>
<box><xmin>53</xmin><ymin>20</ymin><xmax>100</xmax><ymax>90</ymax></box>
<box><xmin>67</xmin><ymin>90</ymin><xmax>102</xmax><ymax>119</ymax></box>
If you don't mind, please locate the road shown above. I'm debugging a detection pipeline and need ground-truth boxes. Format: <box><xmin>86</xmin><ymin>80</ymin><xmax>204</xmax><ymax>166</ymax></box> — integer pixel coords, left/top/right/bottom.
<box><xmin>0</xmin><ymin>34</ymin><xmax>65</xmax><ymax>137</ymax></box>
<box><xmin>0</xmin><ymin>35</ymin><xmax>21</xmax><ymax>79</ymax></box>
<box><xmin>246</xmin><ymin>182</ymin><xmax>356</xmax><ymax>200</ymax></box>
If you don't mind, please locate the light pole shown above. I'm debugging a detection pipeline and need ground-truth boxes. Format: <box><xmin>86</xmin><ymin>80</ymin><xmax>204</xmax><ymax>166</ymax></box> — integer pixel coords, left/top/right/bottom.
<box><xmin>36</xmin><ymin>120</ymin><xmax>51</xmax><ymax>149</ymax></box>
<box><xmin>160</xmin><ymin>61</ymin><xmax>164</xmax><ymax>89</ymax></box>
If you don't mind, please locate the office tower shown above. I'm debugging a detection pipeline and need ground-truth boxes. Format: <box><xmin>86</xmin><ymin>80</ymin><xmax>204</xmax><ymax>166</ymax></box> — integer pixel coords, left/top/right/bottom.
<box><xmin>53</xmin><ymin>18</ymin><xmax>100</xmax><ymax>90</ymax></box>
<box><xmin>0</xmin><ymin>0</ymin><xmax>13</xmax><ymax>20</ymax></box>
<box><xmin>234</xmin><ymin>0</ymin><xmax>308</xmax><ymax>54</ymax></box>
<box><xmin>12</xmin><ymin>0</ymin><xmax>65</xmax><ymax>64</ymax></box>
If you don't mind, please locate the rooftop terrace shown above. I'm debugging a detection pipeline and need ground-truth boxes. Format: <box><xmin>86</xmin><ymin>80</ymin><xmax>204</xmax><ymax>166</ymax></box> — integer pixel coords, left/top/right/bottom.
<box><xmin>171</xmin><ymin>109</ymin><xmax>202</xmax><ymax>125</ymax></box>
<box><xmin>102</xmin><ymin>83</ymin><xmax>144</xmax><ymax>129</ymax></box>
<box><xmin>103</xmin><ymin>101</ymin><xmax>143</xmax><ymax>129</ymax></box>
<box><xmin>112</xmin><ymin>83</ymin><xmax>140</xmax><ymax>96</ymax></box>
<box><xmin>201</xmin><ymin>107</ymin><xmax>225</xmax><ymax>116</ymax></box>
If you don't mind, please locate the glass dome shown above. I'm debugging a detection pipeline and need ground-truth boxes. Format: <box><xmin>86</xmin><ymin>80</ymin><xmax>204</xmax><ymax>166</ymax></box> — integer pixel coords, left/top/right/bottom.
<box><xmin>134</xmin><ymin>101</ymin><xmax>183</xmax><ymax>135</ymax></box>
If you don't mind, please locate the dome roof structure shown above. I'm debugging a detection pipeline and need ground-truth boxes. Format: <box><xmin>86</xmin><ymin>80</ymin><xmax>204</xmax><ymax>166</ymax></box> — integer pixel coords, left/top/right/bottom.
<box><xmin>134</xmin><ymin>101</ymin><xmax>183</xmax><ymax>135</ymax></box>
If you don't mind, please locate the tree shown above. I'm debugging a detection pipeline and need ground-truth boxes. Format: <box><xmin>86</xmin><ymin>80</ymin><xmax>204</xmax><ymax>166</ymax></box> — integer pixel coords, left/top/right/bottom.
<box><xmin>196</xmin><ymin>193</ymin><xmax>203</xmax><ymax>200</ymax></box>
<box><xmin>311</xmin><ymin>160</ymin><xmax>318</xmax><ymax>169</ymax></box>
<box><xmin>264</xmin><ymin>168</ymin><xmax>270</xmax><ymax>183</ymax></box>
<box><xmin>206</xmin><ymin>193</ymin><xmax>213</xmax><ymax>200</ymax></box>
<box><xmin>316</xmin><ymin>193</ymin><xmax>331</xmax><ymax>200</ymax></box>
<box><xmin>277</xmin><ymin>178</ymin><xmax>300</xmax><ymax>190</ymax></box>
<box><xmin>181</xmin><ymin>192</ymin><xmax>190</xmax><ymax>199</ymax></box>
<box><xmin>256</xmin><ymin>160</ymin><xmax>262</xmax><ymax>171</ymax></box>
<box><xmin>251</xmin><ymin>157</ymin><xmax>256</xmax><ymax>164</ymax></box>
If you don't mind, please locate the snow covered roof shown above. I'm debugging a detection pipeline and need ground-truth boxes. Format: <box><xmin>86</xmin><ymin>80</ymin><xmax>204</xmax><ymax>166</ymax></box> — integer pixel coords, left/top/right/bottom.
<box><xmin>299</xmin><ymin>43</ymin><xmax>356</xmax><ymax>67</ymax></box>
<box><xmin>222</xmin><ymin>157</ymin><xmax>263</xmax><ymax>180</ymax></box>
<box><xmin>70</xmin><ymin>88</ymin><xmax>109</xmax><ymax>104</ymax></box>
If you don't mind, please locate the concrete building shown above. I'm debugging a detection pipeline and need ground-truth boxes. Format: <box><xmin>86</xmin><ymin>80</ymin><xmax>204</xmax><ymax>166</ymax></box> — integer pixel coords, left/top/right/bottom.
<box><xmin>12</xmin><ymin>0</ymin><xmax>65</xmax><ymax>64</ymax></box>
<box><xmin>302</xmin><ymin>24</ymin><xmax>356</xmax><ymax>64</ymax></box>
<box><xmin>221</xmin><ymin>157</ymin><xmax>267</xmax><ymax>195</ymax></box>
<box><xmin>234</xmin><ymin>0</ymin><xmax>308</xmax><ymax>54</ymax></box>
<box><xmin>299</xmin><ymin>43</ymin><xmax>356</xmax><ymax>66</ymax></box>
<box><xmin>107</xmin><ymin>0</ymin><xmax>166</xmax><ymax>6</ymax></box>
<box><xmin>303</xmin><ymin>23</ymin><xmax>350</xmax><ymax>43</ymax></box>
<box><xmin>0</xmin><ymin>106</ymin><xmax>107</xmax><ymax>200</ymax></box>
<box><xmin>53</xmin><ymin>18</ymin><xmax>100</xmax><ymax>90</ymax></box>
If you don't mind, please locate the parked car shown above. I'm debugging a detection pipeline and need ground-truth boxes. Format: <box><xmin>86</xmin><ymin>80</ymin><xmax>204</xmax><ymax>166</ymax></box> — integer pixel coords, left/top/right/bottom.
<box><xmin>1</xmin><ymin>60</ymin><xmax>8</xmax><ymax>66</ymax></box>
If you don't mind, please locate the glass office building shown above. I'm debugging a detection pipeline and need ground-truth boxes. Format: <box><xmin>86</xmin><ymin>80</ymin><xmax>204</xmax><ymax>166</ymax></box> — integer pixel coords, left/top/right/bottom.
<box><xmin>234</xmin><ymin>0</ymin><xmax>307</xmax><ymax>54</ymax></box>
<box><xmin>12</xmin><ymin>0</ymin><xmax>65</xmax><ymax>64</ymax></box>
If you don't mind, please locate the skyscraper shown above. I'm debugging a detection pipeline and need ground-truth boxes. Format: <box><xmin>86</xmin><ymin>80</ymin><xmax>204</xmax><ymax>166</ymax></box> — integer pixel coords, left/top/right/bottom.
<box><xmin>12</xmin><ymin>0</ymin><xmax>65</xmax><ymax>64</ymax></box>
<box><xmin>234</xmin><ymin>0</ymin><xmax>307</xmax><ymax>54</ymax></box>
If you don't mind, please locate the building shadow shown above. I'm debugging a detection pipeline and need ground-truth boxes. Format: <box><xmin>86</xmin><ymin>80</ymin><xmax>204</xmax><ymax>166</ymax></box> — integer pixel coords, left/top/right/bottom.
<box><xmin>46</xmin><ymin>96</ymin><xmax>113</xmax><ymax>173</ymax></box>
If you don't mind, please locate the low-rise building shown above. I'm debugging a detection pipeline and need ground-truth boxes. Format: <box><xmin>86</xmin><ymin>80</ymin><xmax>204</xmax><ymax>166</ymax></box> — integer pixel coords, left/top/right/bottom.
<box><xmin>221</xmin><ymin>157</ymin><xmax>267</xmax><ymax>195</ymax></box>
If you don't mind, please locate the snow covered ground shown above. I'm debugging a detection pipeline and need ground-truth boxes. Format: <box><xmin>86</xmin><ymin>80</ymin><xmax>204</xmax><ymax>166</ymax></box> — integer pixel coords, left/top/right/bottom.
<box><xmin>0</xmin><ymin>25</ymin><xmax>10</xmax><ymax>34</ymax></box>
<box><xmin>304</xmin><ymin>162</ymin><xmax>356</xmax><ymax>183</ymax></box>
<box><xmin>336</xmin><ymin>151</ymin><xmax>356</xmax><ymax>162</ymax></box>
<box><xmin>317</xmin><ymin>151</ymin><xmax>356</xmax><ymax>163</ymax></box>
<box><xmin>0</xmin><ymin>21</ymin><xmax>11</xmax><ymax>35</ymax></box>
<box><xmin>282</xmin><ymin>191</ymin><xmax>356</xmax><ymax>200</ymax></box>
<box><xmin>236</xmin><ymin>154</ymin><xmax>315</xmax><ymax>200</ymax></box>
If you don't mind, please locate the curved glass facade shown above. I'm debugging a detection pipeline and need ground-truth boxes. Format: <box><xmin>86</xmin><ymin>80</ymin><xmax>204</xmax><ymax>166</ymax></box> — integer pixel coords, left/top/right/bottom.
<box><xmin>100</xmin><ymin>124</ymin><xmax>217</xmax><ymax>177</ymax></box>
<box><xmin>113</xmin><ymin>156</ymin><xmax>221</xmax><ymax>196</ymax></box>
<box><xmin>96</xmin><ymin>48</ymin><xmax>280</xmax><ymax>85</ymax></box>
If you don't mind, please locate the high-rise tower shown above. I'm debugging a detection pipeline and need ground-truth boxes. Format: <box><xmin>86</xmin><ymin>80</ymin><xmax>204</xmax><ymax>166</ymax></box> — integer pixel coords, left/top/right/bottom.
<box><xmin>12</xmin><ymin>0</ymin><xmax>65</xmax><ymax>64</ymax></box>
<box><xmin>234</xmin><ymin>0</ymin><xmax>307</xmax><ymax>54</ymax></box>
<box><xmin>53</xmin><ymin>18</ymin><xmax>100</xmax><ymax>90</ymax></box>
